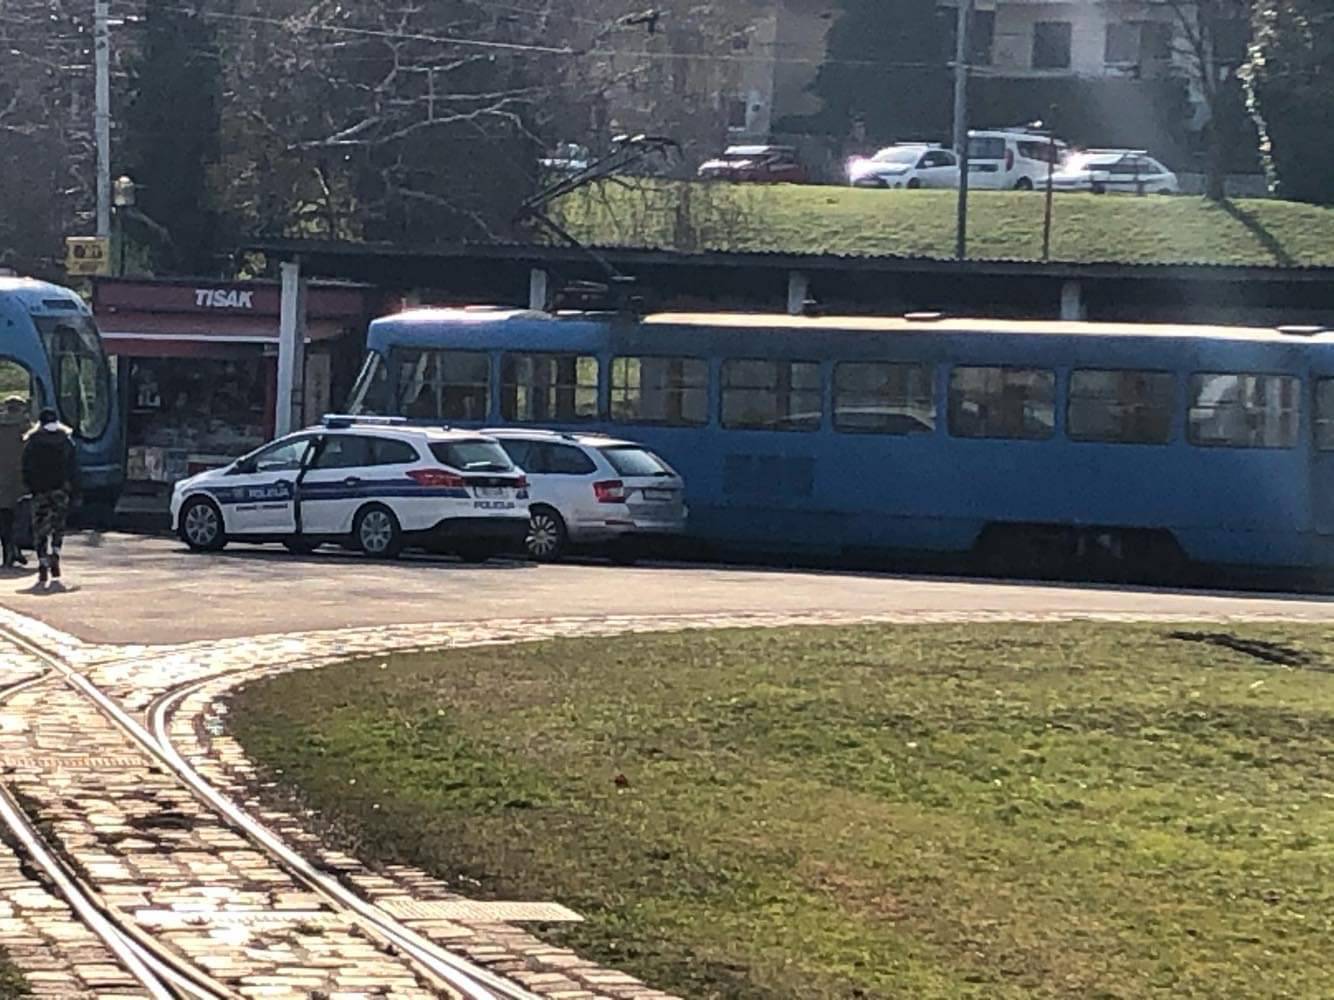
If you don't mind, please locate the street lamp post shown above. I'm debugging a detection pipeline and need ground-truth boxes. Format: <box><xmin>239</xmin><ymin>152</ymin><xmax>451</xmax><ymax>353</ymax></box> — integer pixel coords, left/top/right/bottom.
<box><xmin>952</xmin><ymin>0</ymin><xmax>973</xmax><ymax>261</ymax></box>
<box><xmin>1041</xmin><ymin>117</ymin><xmax>1056</xmax><ymax>261</ymax></box>
<box><xmin>94</xmin><ymin>0</ymin><xmax>111</xmax><ymax>240</ymax></box>
<box><xmin>113</xmin><ymin>176</ymin><xmax>135</xmax><ymax>276</ymax></box>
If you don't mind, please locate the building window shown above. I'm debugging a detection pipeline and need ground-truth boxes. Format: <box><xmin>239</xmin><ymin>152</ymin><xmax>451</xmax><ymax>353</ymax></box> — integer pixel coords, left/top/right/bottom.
<box><xmin>949</xmin><ymin>367</ymin><xmax>1055</xmax><ymax>440</ymax></box>
<box><xmin>1032</xmin><ymin>21</ymin><xmax>1072</xmax><ymax>69</ymax></box>
<box><xmin>501</xmin><ymin>353</ymin><xmax>599</xmax><ymax>422</ymax></box>
<box><xmin>727</xmin><ymin>98</ymin><xmax>749</xmax><ymax>130</ymax></box>
<box><xmin>943</xmin><ymin>9</ymin><xmax>996</xmax><ymax>65</ymax></box>
<box><xmin>610</xmin><ymin>356</ymin><xmax>709</xmax><ymax>426</ymax></box>
<box><xmin>972</xmin><ymin>10</ymin><xmax>996</xmax><ymax>65</ymax></box>
<box><xmin>1105</xmin><ymin>23</ymin><xmax>1139</xmax><ymax>64</ymax></box>
<box><xmin>1188</xmin><ymin>373</ymin><xmax>1300</xmax><ymax>449</ymax></box>
<box><xmin>833</xmin><ymin>362</ymin><xmax>935</xmax><ymax>434</ymax></box>
<box><xmin>1068</xmin><ymin>370</ymin><xmax>1175</xmax><ymax>444</ymax></box>
<box><xmin>1141</xmin><ymin>21</ymin><xmax>1174</xmax><ymax>62</ymax></box>
<box><xmin>721</xmin><ymin>359</ymin><xmax>822</xmax><ymax>431</ymax></box>
<box><xmin>396</xmin><ymin>349</ymin><xmax>490</xmax><ymax>422</ymax></box>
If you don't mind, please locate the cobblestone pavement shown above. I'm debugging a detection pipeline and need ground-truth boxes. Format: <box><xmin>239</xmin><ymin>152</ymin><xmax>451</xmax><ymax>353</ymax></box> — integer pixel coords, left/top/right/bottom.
<box><xmin>2</xmin><ymin>568</ymin><xmax>1334</xmax><ymax>998</ymax></box>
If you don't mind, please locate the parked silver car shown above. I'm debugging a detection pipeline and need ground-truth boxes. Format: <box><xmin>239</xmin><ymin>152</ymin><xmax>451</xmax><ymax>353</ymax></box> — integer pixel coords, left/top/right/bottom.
<box><xmin>484</xmin><ymin>429</ymin><xmax>687</xmax><ymax>562</ymax></box>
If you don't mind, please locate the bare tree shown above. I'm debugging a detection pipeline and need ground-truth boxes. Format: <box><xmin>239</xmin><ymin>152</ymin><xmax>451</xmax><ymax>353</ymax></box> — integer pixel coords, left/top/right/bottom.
<box><xmin>1165</xmin><ymin>0</ymin><xmax>1251</xmax><ymax>200</ymax></box>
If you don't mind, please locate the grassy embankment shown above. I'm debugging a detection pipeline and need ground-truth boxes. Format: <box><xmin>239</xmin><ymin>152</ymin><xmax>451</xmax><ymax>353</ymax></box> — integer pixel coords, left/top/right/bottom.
<box><xmin>230</xmin><ymin>623</ymin><xmax>1334</xmax><ymax>998</ymax></box>
<box><xmin>550</xmin><ymin>181</ymin><xmax>1334</xmax><ymax>267</ymax></box>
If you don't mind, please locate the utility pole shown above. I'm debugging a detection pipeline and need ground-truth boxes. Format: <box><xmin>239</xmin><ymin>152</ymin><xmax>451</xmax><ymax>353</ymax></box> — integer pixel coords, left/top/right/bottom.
<box><xmin>952</xmin><ymin>0</ymin><xmax>972</xmax><ymax>261</ymax></box>
<box><xmin>94</xmin><ymin>0</ymin><xmax>111</xmax><ymax>240</ymax></box>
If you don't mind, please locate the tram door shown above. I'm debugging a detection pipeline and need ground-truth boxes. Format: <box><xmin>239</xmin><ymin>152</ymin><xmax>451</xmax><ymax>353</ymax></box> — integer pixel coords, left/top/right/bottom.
<box><xmin>1313</xmin><ymin>377</ymin><xmax>1334</xmax><ymax>535</ymax></box>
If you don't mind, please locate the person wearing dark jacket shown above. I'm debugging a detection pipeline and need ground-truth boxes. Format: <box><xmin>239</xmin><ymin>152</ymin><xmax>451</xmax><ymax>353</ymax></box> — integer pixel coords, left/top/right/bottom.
<box><xmin>21</xmin><ymin>408</ymin><xmax>79</xmax><ymax>589</ymax></box>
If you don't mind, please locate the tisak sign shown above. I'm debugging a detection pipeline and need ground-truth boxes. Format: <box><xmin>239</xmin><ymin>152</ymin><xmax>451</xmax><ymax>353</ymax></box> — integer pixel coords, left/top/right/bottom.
<box><xmin>65</xmin><ymin>237</ymin><xmax>110</xmax><ymax>276</ymax></box>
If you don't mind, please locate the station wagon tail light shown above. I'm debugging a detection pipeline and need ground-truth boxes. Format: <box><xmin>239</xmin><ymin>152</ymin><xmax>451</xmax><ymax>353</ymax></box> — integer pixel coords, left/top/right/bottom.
<box><xmin>593</xmin><ymin>479</ymin><xmax>625</xmax><ymax>503</ymax></box>
<box><xmin>1005</xmin><ymin>147</ymin><xmax>1014</xmax><ymax>171</ymax></box>
<box><xmin>408</xmin><ymin>468</ymin><xmax>466</xmax><ymax>488</ymax></box>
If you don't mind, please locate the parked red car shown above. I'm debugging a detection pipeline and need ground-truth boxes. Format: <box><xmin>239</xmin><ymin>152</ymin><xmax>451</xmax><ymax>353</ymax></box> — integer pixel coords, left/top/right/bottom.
<box><xmin>696</xmin><ymin>145</ymin><xmax>808</xmax><ymax>184</ymax></box>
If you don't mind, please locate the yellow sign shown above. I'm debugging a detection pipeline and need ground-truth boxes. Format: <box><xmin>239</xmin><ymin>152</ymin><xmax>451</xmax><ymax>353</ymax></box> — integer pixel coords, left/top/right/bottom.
<box><xmin>65</xmin><ymin>236</ymin><xmax>110</xmax><ymax>276</ymax></box>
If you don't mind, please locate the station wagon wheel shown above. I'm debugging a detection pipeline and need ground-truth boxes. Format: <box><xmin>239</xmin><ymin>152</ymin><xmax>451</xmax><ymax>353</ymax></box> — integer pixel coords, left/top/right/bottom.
<box><xmin>354</xmin><ymin>504</ymin><xmax>403</xmax><ymax>559</ymax></box>
<box><xmin>526</xmin><ymin>506</ymin><xmax>567</xmax><ymax>562</ymax></box>
<box><xmin>1015</xmin><ymin>177</ymin><xmax>1034</xmax><ymax>191</ymax></box>
<box><xmin>179</xmin><ymin>497</ymin><xmax>227</xmax><ymax>552</ymax></box>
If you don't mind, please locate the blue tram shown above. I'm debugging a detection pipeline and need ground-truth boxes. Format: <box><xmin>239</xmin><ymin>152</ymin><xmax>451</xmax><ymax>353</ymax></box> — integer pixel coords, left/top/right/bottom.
<box><xmin>0</xmin><ymin>277</ymin><xmax>124</xmax><ymax>518</ymax></box>
<box><xmin>349</xmin><ymin>307</ymin><xmax>1334</xmax><ymax>575</ymax></box>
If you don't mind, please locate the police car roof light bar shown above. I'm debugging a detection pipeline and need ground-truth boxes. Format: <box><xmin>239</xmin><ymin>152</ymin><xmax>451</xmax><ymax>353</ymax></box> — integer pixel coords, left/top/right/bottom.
<box><xmin>321</xmin><ymin>414</ymin><xmax>409</xmax><ymax>428</ymax></box>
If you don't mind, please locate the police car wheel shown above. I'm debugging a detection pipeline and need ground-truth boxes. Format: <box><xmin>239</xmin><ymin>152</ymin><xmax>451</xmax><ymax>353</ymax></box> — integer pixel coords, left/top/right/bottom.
<box><xmin>354</xmin><ymin>504</ymin><xmax>402</xmax><ymax>559</ymax></box>
<box><xmin>179</xmin><ymin>497</ymin><xmax>226</xmax><ymax>552</ymax></box>
<box><xmin>526</xmin><ymin>506</ymin><xmax>567</xmax><ymax>562</ymax></box>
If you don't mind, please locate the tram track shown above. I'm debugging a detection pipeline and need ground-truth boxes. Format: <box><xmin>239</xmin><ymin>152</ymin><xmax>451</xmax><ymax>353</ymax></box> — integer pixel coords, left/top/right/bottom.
<box><xmin>0</xmin><ymin>623</ymin><xmax>544</xmax><ymax>1000</ymax></box>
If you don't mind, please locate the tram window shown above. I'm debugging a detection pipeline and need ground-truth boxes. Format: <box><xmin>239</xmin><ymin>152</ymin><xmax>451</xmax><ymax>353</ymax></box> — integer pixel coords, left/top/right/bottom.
<box><xmin>0</xmin><ymin>360</ymin><xmax>36</xmax><ymax>415</ymax></box>
<box><xmin>948</xmin><ymin>366</ymin><xmax>1055</xmax><ymax>440</ymax></box>
<box><xmin>348</xmin><ymin>352</ymin><xmax>390</xmax><ymax>415</ymax></box>
<box><xmin>501</xmin><ymin>353</ymin><xmax>599</xmax><ymax>422</ymax></box>
<box><xmin>1068</xmin><ymin>370</ymin><xmax>1174</xmax><ymax>444</ymax></box>
<box><xmin>34</xmin><ymin>317</ymin><xmax>110</xmax><ymax>440</ymax></box>
<box><xmin>833</xmin><ymin>362</ymin><xmax>935</xmax><ymax>434</ymax></box>
<box><xmin>721</xmin><ymin>359</ymin><xmax>821</xmax><ymax>431</ymax></box>
<box><xmin>1189</xmin><ymin>373</ymin><xmax>1299</xmax><ymax>448</ymax></box>
<box><xmin>610</xmin><ymin>356</ymin><xmax>708</xmax><ymax>426</ymax></box>
<box><xmin>1316</xmin><ymin>379</ymin><xmax>1334</xmax><ymax>451</ymax></box>
<box><xmin>395</xmin><ymin>349</ymin><xmax>490</xmax><ymax>422</ymax></box>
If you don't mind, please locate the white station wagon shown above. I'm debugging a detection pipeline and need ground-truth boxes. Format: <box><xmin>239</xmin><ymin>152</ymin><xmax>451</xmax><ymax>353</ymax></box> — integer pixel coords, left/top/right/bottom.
<box><xmin>484</xmin><ymin>428</ymin><xmax>687</xmax><ymax>562</ymax></box>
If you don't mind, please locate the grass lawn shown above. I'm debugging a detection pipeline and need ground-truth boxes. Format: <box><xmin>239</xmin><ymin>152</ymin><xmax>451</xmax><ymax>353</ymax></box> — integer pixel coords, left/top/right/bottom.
<box><xmin>229</xmin><ymin>624</ymin><xmax>1334</xmax><ymax>999</ymax></box>
<box><xmin>0</xmin><ymin>955</ymin><xmax>28</xmax><ymax>998</ymax></box>
<box><xmin>550</xmin><ymin>181</ymin><xmax>1334</xmax><ymax>267</ymax></box>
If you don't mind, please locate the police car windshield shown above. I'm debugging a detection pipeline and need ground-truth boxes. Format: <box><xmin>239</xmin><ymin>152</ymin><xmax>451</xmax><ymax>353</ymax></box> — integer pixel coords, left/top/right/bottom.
<box><xmin>429</xmin><ymin>439</ymin><xmax>515</xmax><ymax>472</ymax></box>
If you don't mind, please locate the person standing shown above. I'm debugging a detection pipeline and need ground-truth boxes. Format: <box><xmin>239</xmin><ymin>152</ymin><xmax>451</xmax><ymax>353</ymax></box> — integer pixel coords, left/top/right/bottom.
<box><xmin>0</xmin><ymin>396</ymin><xmax>28</xmax><ymax>568</ymax></box>
<box><xmin>22</xmin><ymin>408</ymin><xmax>79</xmax><ymax>589</ymax></box>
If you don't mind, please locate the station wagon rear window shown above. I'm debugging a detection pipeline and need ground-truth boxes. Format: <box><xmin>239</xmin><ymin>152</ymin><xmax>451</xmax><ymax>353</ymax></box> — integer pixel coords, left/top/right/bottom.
<box><xmin>1188</xmin><ymin>373</ymin><xmax>1299</xmax><ymax>449</ymax></box>
<box><xmin>1068</xmin><ymin>370</ymin><xmax>1174</xmax><ymax>444</ymax></box>
<box><xmin>600</xmin><ymin>446</ymin><xmax>671</xmax><ymax>477</ymax></box>
<box><xmin>429</xmin><ymin>440</ymin><xmax>515</xmax><ymax>472</ymax></box>
<box><xmin>948</xmin><ymin>367</ymin><xmax>1054</xmax><ymax>440</ymax></box>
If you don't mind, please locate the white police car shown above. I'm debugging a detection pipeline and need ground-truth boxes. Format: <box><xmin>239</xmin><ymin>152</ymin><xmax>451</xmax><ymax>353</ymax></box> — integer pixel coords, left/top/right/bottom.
<box><xmin>171</xmin><ymin>416</ymin><xmax>530</xmax><ymax>561</ymax></box>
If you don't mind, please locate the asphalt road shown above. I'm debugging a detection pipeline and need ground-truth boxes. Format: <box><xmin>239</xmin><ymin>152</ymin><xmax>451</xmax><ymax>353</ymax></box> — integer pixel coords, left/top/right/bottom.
<box><xmin>1</xmin><ymin>533</ymin><xmax>1332</xmax><ymax>645</ymax></box>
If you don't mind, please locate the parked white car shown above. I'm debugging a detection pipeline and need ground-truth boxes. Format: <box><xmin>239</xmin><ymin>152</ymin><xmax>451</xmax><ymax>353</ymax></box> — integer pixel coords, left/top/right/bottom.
<box><xmin>484</xmin><ymin>428</ymin><xmax>687</xmax><ymax>562</ymax></box>
<box><xmin>847</xmin><ymin>144</ymin><xmax>960</xmax><ymax>189</ymax></box>
<box><xmin>1051</xmin><ymin>150</ymin><xmax>1179</xmax><ymax>194</ymax></box>
<box><xmin>966</xmin><ymin>128</ymin><xmax>1068</xmax><ymax>190</ymax></box>
<box><xmin>172</xmin><ymin>416</ymin><xmax>530</xmax><ymax>561</ymax></box>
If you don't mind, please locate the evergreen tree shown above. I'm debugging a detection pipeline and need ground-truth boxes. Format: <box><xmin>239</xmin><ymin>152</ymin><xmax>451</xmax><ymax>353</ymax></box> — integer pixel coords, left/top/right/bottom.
<box><xmin>1244</xmin><ymin>0</ymin><xmax>1334</xmax><ymax>202</ymax></box>
<box><xmin>121</xmin><ymin>0</ymin><xmax>223</xmax><ymax>272</ymax></box>
<box><xmin>809</xmin><ymin>0</ymin><xmax>952</xmax><ymax>146</ymax></box>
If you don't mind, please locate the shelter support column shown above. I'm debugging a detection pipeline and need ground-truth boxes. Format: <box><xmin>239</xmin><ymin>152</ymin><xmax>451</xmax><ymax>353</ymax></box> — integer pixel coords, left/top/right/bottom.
<box><xmin>787</xmin><ymin>271</ymin><xmax>810</xmax><ymax>316</ymax></box>
<box><xmin>529</xmin><ymin>268</ymin><xmax>550</xmax><ymax>311</ymax></box>
<box><xmin>277</xmin><ymin>259</ymin><xmax>308</xmax><ymax>436</ymax></box>
<box><xmin>1061</xmin><ymin>280</ymin><xmax>1087</xmax><ymax>321</ymax></box>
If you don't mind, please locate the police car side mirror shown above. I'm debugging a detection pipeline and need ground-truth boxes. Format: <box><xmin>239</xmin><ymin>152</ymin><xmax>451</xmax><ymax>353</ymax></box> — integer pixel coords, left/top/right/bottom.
<box><xmin>233</xmin><ymin>458</ymin><xmax>257</xmax><ymax>475</ymax></box>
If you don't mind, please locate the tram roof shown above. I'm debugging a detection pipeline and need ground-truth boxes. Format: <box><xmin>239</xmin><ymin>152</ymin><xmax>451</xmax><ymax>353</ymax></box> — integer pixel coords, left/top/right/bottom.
<box><xmin>371</xmin><ymin>307</ymin><xmax>1327</xmax><ymax>346</ymax></box>
<box><xmin>0</xmin><ymin>277</ymin><xmax>90</xmax><ymax>314</ymax></box>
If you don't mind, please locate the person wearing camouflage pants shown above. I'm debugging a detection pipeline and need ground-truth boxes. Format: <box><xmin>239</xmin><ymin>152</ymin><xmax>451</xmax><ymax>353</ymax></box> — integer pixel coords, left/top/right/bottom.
<box><xmin>21</xmin><ymin>408</ymin><xmax>79</xmax><ymax>589</ymax></box>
